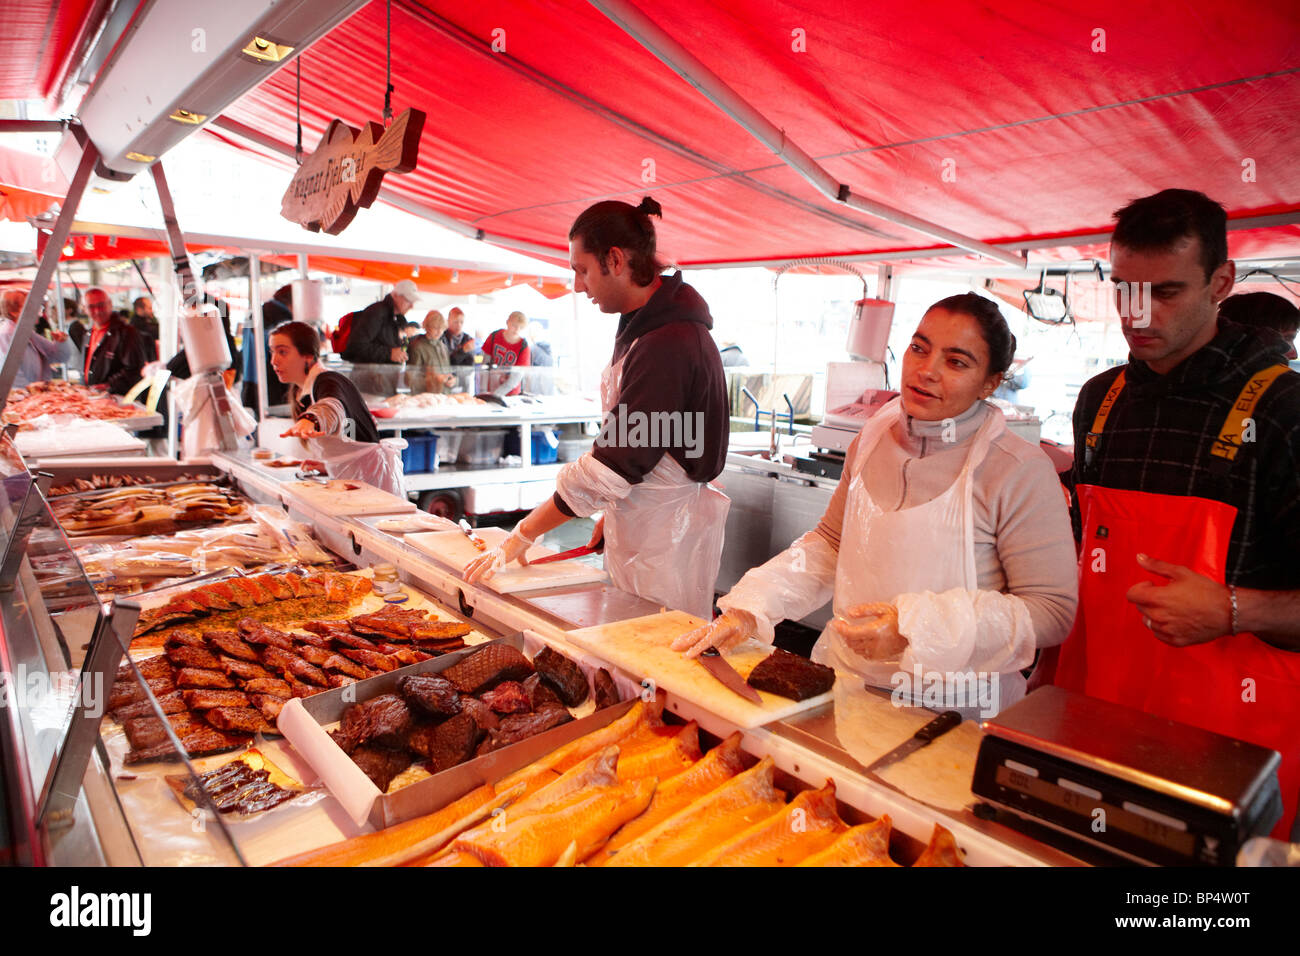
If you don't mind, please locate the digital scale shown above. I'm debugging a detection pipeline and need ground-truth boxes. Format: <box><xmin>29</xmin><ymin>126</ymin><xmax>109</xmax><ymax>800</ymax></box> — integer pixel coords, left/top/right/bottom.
<box><xmin>973</xmin><ymin>687</ymin><xmax>1283</xmax><ymax>867</ymax></box>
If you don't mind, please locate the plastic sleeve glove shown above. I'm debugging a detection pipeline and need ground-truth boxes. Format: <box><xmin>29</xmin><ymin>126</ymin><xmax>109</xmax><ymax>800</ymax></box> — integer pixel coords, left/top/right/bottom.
<box><xmin>894</xmin><ymin>587</ymin><xmax>1037</xmax><ymax>676</ymax></box>
<box><xmin>715</xmin><ymin>529</ymin><xmax>840</xmax><ymax>646</ymax></box>
<box><xmin>670</xmin><ymin>609</ymin><xmax>758</xmax><ymax>659</ymax></box>
<box><xmin>463</xmin><ymin>525</ymin><xmax>536</xmax><ymax>585</ymax></box>
<box><xmin>554</xmin><ymin>452</ymin><xmax>633</xmax><ymax>518</ymax></box>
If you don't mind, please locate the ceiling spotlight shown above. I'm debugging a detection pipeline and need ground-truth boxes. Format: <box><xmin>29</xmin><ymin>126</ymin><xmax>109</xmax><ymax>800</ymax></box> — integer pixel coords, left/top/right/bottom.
<box><xmin>125</xmin><ymin>151</ymin><xmax>157</xmax><ymax>163</ymax></box>
<box><xmin>168</xmin><ymin>109</ymin><xmax>207</xmax><ymax>125</ymax></box>
<box><xmin>451</xmin><ymin>270</ymin><xmax>459</xmax><ymax>283</ymax></box>
<box><xmin>242</xmin><ymin>36</ymin><xmax>295</xmax><ymax>63</ymax></box>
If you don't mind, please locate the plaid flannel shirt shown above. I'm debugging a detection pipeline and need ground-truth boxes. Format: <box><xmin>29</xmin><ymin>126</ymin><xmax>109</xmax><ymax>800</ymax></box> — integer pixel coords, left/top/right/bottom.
<box><xmin>1070</xmin><ymin>320</ymin><xmax>1300</xmax><ymax>590</ymax></box>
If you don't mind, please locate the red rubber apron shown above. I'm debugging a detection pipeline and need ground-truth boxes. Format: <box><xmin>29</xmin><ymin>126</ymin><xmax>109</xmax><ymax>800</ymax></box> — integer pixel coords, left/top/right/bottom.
<box><xmin>1056</xmin><ymin>366</ymin><xmax>1300</xmax><ymax>839</ymax></box>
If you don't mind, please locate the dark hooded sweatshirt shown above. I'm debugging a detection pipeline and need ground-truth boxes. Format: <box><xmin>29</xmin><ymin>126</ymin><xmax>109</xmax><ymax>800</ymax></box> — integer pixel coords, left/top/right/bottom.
<box><xmin>1069</xmin><ymin>319</ymin><xmax>1300</xmax><ymax>596</ymax></box>
<box><xmin>554</xmin><ymin>271</ymin><xmax>729</xmax><ymax>516</ymax></box>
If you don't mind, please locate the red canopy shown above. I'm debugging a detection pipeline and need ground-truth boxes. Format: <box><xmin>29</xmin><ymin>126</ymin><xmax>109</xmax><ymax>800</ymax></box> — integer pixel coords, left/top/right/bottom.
<box><xmin>0</xmin><ymin>144</ymin><xmax>66</xmax><ymax>222</ymax></box>
<box><xmin>216</xmin><ymin>0</ymin><xmax>1300</xmax><ymax>267</ymax></box>
<box><xmin>0</xmin><ymin>0</ymin><xmax>102</xmax><ymax>104</ymax></box>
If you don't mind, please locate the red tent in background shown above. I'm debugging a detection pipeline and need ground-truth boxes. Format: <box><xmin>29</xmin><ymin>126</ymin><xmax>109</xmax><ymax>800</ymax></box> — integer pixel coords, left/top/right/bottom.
<box><xmin>215</xmin><ymin>0</ymin><xmax>1300</xmax><ymax>268</ymax></box>
<box><xmin>0</xmin><ymin>144</ymin><xmax>66</xmax><ymax>222</ymax></box>
<box><xmin>259</xmin><ymin>253</ymin><xmax>570</xmax><ymax>299</ymax></box>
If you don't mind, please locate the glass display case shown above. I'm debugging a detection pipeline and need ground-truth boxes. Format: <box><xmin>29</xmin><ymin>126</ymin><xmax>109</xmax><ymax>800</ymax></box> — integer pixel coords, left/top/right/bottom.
<box><xmin>0</xmin><ymin>436</ymin><xmax>245</xmax><ymax>865</ymax></box>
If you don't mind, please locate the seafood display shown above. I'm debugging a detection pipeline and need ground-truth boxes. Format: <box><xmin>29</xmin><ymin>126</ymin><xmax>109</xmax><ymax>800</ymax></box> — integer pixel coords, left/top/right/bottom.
<box><xmin>2</xmin><ymin>380</ymin><xmax>147</xmax><ymax>429</ymax></box>
<box><xmin>272</xmin><ymin>696</ymin><xmax>965</xmax><ymax>867</ymax></box>
<box><xmin>52</xmin><ymin>483</ymin><xmax>248</xmax><ymax>538</ymax></box>
<box><xmin>50</xmin><ymin>472</ymin><xmax>213</xmax><ymax>496</ymax></box>
<box><xmin>112</xmin><ymin>581</ymin><xmax>476</xmax><ymax>763</ymax></box>
<box><xmin>329</xmin><ymin>643</ymin><xmax>621</xmax><ymax>792</ymax></box>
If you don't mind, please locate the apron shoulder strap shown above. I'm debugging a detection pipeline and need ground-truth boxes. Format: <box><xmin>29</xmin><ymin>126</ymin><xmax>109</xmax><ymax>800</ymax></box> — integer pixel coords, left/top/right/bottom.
<box><xmin>1210</xmin><ymin>363</ymin><xmax>1291</xmax><ymax>465</ymax></box>
<box><xmin>1083</xmin><ymin>368</ymin><xmax>1126</xmax><ymax>471</ymax></box>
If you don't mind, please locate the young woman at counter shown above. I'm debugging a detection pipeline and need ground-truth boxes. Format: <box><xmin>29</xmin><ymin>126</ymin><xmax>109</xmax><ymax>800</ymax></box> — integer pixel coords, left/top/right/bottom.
<box><xmin>676</xmin><ymin>293</ymin><xmax>1079</xmax><ymax>719</ymax></box>
<box><xmin>272</xmin><ymin>321</ymin><xmax>380</xmax><ymax>444</ymax></box>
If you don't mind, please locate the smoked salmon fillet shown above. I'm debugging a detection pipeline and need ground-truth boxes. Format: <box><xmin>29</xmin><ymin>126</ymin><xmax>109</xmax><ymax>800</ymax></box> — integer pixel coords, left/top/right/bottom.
<box><xmin>796</xmin><ymin>814</ymin><xmax>898</xmax><ymax>867</ymax></box>
<box><xmin>690</xmin><ymin>781</ymin><xmax>847</xmax><ymax>867</ymax></box>
<box><xmin>494</xmin><ymin>697</ymin><xmax>663</xmax><ymax>791</ymax></box>
<box><xmin>269</xmin><ymin>784</ymin><xmax>495</xmax><ymax>867</ymax></box>
<box><xmin>425</xmin><ymin>851</ymin><xmax>483</xmax><ymax>867</ymax></box>
<box><xmin>913</xmin><ymin>823</ymin><xmax>964</xmax><ymax>866</ymax></box>
<box><xmin>616</xmin><ymin>722</ymin><xmax>700</xmax><ymax>782</ymax></box>
<box><xmin>589</xmin><ymin>733</ymin><xmax>747</xmax><ymax>865</ymax></box>
<box><xmin>604</xmin><ymin>757</ymin><xmax>784</xmax><ymax>867</ymax></box>
<box><xmin>452</xmin><ymin>777</ymin><xmax>657</xmax><ymax>866</ymax></box>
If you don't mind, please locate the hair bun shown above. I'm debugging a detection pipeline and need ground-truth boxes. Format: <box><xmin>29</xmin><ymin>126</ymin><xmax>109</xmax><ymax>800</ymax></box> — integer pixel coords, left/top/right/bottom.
<box><xmin>636</xmin><ymin>196</ymin><xmax>662</xmax><ymax>218</ymax></box>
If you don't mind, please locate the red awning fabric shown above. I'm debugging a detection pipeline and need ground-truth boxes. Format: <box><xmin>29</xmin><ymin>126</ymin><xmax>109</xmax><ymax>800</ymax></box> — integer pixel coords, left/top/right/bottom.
<box><xmin>217</xmin><ymin>0</ymin><xmax>1300</xmax><ymax>268</ymax></box>
<box><xmin>260</xmin><ymin>253</ymin><xmax>571</xmax><ymax>299</ymax></box>
<box><xmin>0</xmin><ymin>145</ymin><xmax>67</xmax><ymax>222</ymax></box>
<box><xmin>0</xmin><ymin>0</ymin><xmax>102</xmax><ymax>103</ymax></box>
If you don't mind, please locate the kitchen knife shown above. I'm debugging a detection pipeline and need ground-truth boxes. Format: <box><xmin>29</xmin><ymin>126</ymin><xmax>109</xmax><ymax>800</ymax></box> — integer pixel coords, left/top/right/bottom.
<box><xmin>698</xmin><ymin>646</ymin><xmax>764</xmax><ymax>705</ymax></box>
<box><xmin>458</xmin><ymin>518</ymin><xmax>488</xmax><ymax>551</ymax></box>
<box><xmin>863</xmin><ymin>710</ymin><xmax>963</xmax><ymax>775</ymax></box>
<box><xmin>527</xmin><ymin>544</ymin><xmax>599</xmax><ymax>565</ymax></box>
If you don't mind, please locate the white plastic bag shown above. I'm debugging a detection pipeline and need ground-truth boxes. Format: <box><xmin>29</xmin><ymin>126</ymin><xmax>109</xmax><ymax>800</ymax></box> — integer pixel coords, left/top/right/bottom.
<box><xmin>305</xmin><ymin>434</ymin><xmax>406</xmax><ymax>498</ymax></box>
<box><xmin>174</xmin><ymin>375</ymin><xmax>257</xmax><ymax>458</ymax></box>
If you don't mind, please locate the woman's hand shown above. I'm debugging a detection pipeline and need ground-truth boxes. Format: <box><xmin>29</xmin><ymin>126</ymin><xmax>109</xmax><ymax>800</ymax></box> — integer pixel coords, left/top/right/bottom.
<box><xmin>832</xmin><ymin>602</ymin><xmax>908</xmax><ymax>660</ymax></box>
<box><xmin>671</xmin><ymin>609</ymin><xmax>758</xmax><ymax>659</ymax></box>
<box><xmin>281</xmin><ymin>418</ymin><xmax>323</xmax><ymax>440</ymax></box>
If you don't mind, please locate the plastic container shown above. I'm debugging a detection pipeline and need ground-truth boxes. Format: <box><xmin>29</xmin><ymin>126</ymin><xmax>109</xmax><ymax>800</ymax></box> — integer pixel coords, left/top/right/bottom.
<box><xmin>531</xmin><ymin>427</ymin><xmax>559</xmax><ymax>464</ymax></box>
<box><xmin>557</xmin><ymin>437</ymin><xmax>594</xmax><ymax>462</ymax></box>
<box><xmin>431</xmin><ymin>429</ymin><xmax>462</xmax><ymax>465</ymax></box>
<box><xmin>400</xmin><ymin>435</ymin><xmax>429</xmax><ymax>473</ymax></box>
<box><xmin>457</xmin><ymin>428</ymin><xmax>508</xmax><ymax>466</ymax></box>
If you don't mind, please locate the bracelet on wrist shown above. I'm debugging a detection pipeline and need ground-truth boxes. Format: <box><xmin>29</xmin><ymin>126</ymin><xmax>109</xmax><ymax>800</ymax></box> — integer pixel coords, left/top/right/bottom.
<box><xmin>1228</xmin><ymin>584</ymin><xmax>1239</xmax><ymax>636</ymax></box>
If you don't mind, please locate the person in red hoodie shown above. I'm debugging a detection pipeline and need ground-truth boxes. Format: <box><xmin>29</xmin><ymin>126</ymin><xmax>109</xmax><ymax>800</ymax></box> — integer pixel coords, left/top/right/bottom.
<box><xmin>465</xmin><ymin>197</ymin><xmax>730</xmax><ymax>618</ymax></box>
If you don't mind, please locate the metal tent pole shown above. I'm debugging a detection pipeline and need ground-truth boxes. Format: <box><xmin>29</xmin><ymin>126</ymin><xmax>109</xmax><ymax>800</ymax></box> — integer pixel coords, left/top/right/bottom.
<box><xmin>250</xmin><ymin>252</ymin><xmax>268</xmax><ymax>425</ymax></box>
<box><xmin>0</xmin><ymin>141</ymin><xmax>97</xmax><ymax>405</ymax></box>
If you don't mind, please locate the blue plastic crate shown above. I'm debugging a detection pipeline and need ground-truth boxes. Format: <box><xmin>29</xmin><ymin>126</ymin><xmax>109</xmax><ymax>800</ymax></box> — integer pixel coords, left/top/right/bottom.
<box><xmin>400</xmin><ymin>435</ymin><xmax>430</xmax><ymax>473</ymax></box>
<box><xmin>531</xmin><ymin>428</ymin><xmax>559</xmax><ymax>464</ymax></box>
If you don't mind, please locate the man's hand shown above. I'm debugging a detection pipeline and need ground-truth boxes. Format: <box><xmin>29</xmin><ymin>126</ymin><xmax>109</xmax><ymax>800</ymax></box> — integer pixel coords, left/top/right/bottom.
<box><xmin>461</xmin><ymin>339</ymin><xmax>476</xmax><ymax>353</ymax></box>
<box><xmin>390</xmin><ymin>347</ymin><xmax>407</xmax><ymax>363</ymax></box>
<box><xmin>442</xmin><ymin>374</ymin><xmax>457</xmax><ymax>388</ymax></box>
<box><xmin>50</xmin><ymin>330</ymin><xmax>68</xmax><ymax>343</ymax></box>
<box><xmin>831</xmin><ymin>602</ymin><xmax>909</xmax><ymax>660</ymax></box>
<box><xmin>281</xmin><ymin>418</ymin><xmax>323</xmax><ymax>440</ymax></box>
<box><xmin>671</xmin><ymin>610</ymin><xmax>758</xmax><ymax>659</ymax></box>
<box><xmin>586</xmin><ymin>515</ymin><xmax>605</xmax><ymax>552</ymax></box>
<box><xmin>1127</xmin><ymin>553</ymin><xmax>1232</xmax><ymax>646</ymax></box>
<box><xmin>463</xmin><ymin>529</ymin><xmax>533</xmax><ymax>585</ymax></box>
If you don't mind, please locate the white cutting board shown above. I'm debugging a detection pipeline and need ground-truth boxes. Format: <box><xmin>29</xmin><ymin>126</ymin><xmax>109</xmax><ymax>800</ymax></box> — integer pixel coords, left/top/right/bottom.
<box><xmin>405</xmin><ymin>527</ymin><xmax>607</xmax><ymax>593</ymax></box>
<box><xmin>566</xmin><ymin>610</ymin><xmax>834</xmax><ymax>729</ymax></box>
<box><xmin>280</xmin><ymin>479</ymin><xmax>417</xmax><ymax>516</ymax></box>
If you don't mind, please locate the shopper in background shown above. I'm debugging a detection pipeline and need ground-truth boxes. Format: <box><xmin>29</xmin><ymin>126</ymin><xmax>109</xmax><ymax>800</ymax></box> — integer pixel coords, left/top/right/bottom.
<box><xmin>481</xmin><ymin>310</ymin><xmax>531</xmax><ymax>396</ymax></box>
<box><xmin>527</xmin><ymin>322</ymin><xmax>556</xmax><ymax>395</ymax></box>
<box><xmin>677</xmin><ymin>293</ymin><xmax>1078</xmax><ymax>722</ymax></box>
<box><xmin>465</xmin><ymin>196</ymin><xmax>731</xmax><ymax>620</ymax></box>
<box><xmin>64</xmin><ymin>297</ymin><xmax>87</xmax><ymax>351</ymax></box>
<box><xmin>0</xmin><ymin>288</ymin><xmax>77</xmax><ymax>387</ymax></box>
<box><xmin>1218</xmin><ymin>290</ymin><xmax>1299</xmax><ymax>360</ymax></box>
<box><xmin>83</xmin><ymin>286</ymin><xmax>149</xmax><ymax>395</ymax></box>
<box><xmin>131</xmin><ymin>295</ymin><xmax>160</xmax><ymax>360</ymax></box>
<box><xmin>342</xmin><ymin>278</ymin><xmax>418</xmax><ymax>396</ymax></box>
<box><xmin>406</xmin><ymin>309</ymin><xmax>456</xmax><ymax>393</ymax></box>
<box><xmin>1052</xmin><ymin>189</ymin><xmax>1300</xmax><ymax>838</ymax></box>
<box><xmin>442</xmin><ymin>306</ymin><xmax>477</xmax><ymax>391</ymax></box>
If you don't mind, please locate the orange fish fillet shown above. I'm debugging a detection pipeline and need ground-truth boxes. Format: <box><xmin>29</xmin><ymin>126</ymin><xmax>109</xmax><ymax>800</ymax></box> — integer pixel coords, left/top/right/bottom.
<box><xmin>425</xmin><ymin>851</ymin><xmax>483</xmax><ymax>867</ymax></box>
<box><xmin>589</xmin><ymin>733</ymin><xmax>746</xmax><ymax>865</ymax></box>
<box><xmin>494</xmin><ymin>697</ymin><xmax>663</xmax><ymax>791</ymax></box>
<box><xmin>913</xmin><ymin>823</ymin><xmax>965</xmax><ymax>866</ymax></box>
<box><xmin>797</xmin><ymin>815</ymin><xmax>898</xmax><ymax>867</ymax></box>
<box><xmin>269</xmin><ymin>784</ymin><xmax>495</xmax><ymax>867</ymax></box>
<box><xmin>604</xmin><ymin>757</ymin><xmax>783</xmax><ymax>868</ymax></box>
<box><xmin>616</xmin><ymin>722</ymin><xmax>700</xmax><ymax>782</ymax></box>
<box><xmin>453</xmin><ymin>777</ymin><xmax>657</xmax><ymax>867</ymax></box>
<box><xmin>691</xmin><ymin>781</ymin><xmax>847</xmax><ymax>867</ymax></box>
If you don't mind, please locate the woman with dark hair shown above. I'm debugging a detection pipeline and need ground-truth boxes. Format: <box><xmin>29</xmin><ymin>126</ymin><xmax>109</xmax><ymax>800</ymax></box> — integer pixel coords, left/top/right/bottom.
<box><xmin>676</xmin><ymin>293</ymin><xmax>1078</xmax><ymax>725</ymax></box>
<box><xmin>465</xmin><ymin>196</ymin><xmax>731</xmax><ymax>619</ymax></box>
<box><xmin>270</xmin><ymin>320</ymin><xmax>380</xmax><ymax>444</ymax></box>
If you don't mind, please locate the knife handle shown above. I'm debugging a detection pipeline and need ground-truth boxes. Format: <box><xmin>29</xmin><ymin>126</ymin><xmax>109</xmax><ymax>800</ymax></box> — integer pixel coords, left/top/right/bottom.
<box><xmin>915</xmin><ymin>710</ymin><xmax>962</xmax><ymax>741</ymax></box>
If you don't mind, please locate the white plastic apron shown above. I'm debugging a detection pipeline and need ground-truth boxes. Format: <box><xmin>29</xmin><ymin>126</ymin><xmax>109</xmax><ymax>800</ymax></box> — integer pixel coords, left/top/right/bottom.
<box><xmin>598</xmin><ymin>346</ymin><xmax>730</xmax><ymax>620</ymax></box>
<box><xmin>812</xmin><ymin>398</ymin><xmax>1019</xmax><ymax>732</ymax></box>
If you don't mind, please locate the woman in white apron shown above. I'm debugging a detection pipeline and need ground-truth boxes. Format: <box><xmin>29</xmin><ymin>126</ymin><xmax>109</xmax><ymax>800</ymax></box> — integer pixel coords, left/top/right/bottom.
<box><xmin>675</xmin><ymin>294</ymin><xmax>1078</xmax><ymax>734</ymax></box>
<box><xmin>465</xmin><ymin>197</ymin><xmax>730</xmax><ymax>619</ymax></box>
<box><xmin>271</xmin><ymin>321</ymin><xmax>405</xmax><ymax>497</ymax></box>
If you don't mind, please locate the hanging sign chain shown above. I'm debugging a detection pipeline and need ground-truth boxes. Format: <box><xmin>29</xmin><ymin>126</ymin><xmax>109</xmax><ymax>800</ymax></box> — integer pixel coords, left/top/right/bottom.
<box><xmin>383</xmin><ymin>0</ymin><xmax>394</xmax><ymax>125</ymax></box>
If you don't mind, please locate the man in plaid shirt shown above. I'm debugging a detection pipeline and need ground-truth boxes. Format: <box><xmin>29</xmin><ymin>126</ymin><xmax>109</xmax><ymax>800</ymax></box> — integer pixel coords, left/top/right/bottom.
<box><xmin>1054</xmin><ymin>189</ymin><xmax>1300</xmax><ymax>838</ymax></box>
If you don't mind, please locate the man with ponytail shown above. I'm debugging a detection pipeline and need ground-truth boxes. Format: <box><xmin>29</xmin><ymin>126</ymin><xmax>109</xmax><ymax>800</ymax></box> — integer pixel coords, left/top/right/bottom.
<box><xmin>465</xmin><ymin>197</ymin><xmax>730</xmax><ymax>619</ymax></box>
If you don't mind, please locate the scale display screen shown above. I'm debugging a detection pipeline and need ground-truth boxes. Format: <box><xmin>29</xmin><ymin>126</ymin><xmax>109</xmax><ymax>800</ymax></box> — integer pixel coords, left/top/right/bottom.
<box><xmin>995</xmin><ymin>765</ymin><xmax>1197</xmax><ymax>857</ymax></box>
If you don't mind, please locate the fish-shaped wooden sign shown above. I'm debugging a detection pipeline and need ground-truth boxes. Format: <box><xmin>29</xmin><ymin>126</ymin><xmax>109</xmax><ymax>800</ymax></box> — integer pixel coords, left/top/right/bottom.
<box><xmin>280</xmin><ymin>107</ymin><xmax>426</xmax><ymax>235</ymax></box>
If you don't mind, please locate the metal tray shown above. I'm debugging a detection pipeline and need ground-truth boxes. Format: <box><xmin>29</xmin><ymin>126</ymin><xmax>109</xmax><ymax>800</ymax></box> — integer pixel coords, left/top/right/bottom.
<box><xmin>284</xmin><ymin>633</ymin><xmax>633</xmax><ymax>828</ymax></box>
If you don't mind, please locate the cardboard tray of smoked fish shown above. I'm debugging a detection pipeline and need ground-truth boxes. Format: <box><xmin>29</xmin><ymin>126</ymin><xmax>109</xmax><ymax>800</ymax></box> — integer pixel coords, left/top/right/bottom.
<box><xmin>278</xmin><ymin>632</ymin><xmax>633</xmax><ymax>830</ymax></box>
